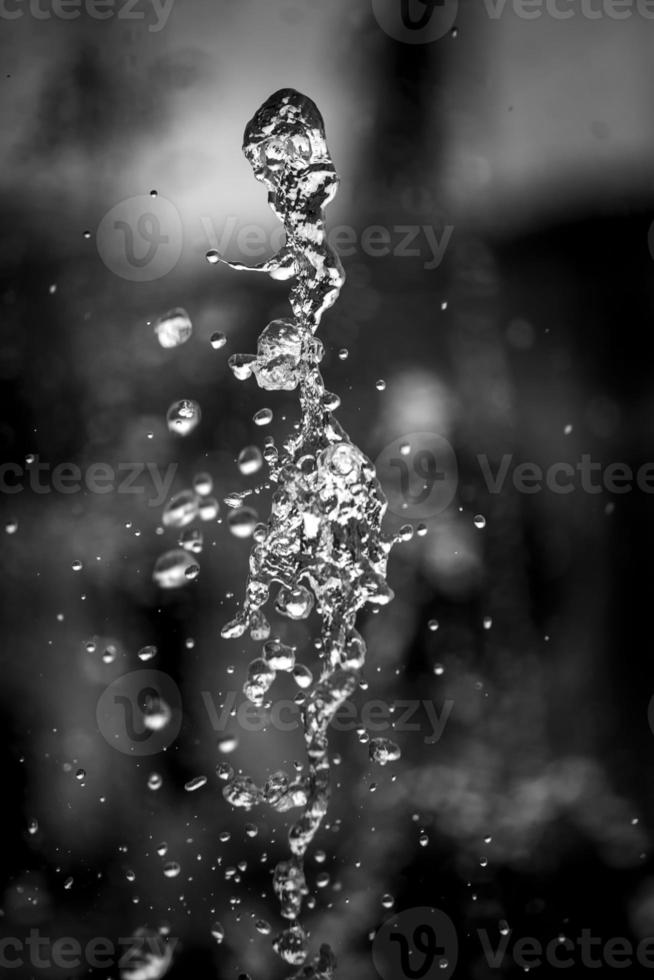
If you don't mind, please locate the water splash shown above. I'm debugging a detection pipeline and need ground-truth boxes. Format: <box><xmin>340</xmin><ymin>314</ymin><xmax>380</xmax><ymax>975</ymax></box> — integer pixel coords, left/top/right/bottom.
<box><xmin>211</xmin><ymin>89</ymin><xmax>398</xmax><ymax>977</ymax></box>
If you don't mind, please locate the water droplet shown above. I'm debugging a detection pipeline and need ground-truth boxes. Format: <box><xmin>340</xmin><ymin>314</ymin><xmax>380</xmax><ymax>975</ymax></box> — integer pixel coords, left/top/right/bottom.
<box><xmin>211</xmin><ymin>921</ymin><xmax>225</xmax><ymax>943</ymax></box>
<box><xmin>198</xmin><ymin>496</ymin><xmax>220</xmax><ymax>521</ymax></box>
<box><xmin>148</xmin><ymin>773</ymin><xmax>163</xmax><ymax>791</ymax></box>
<box><xmin>253</xmin><ymin>407</ymin><xmax>273</xmax><ymax>426</ymax></box>
<box><xmin>193</xmin><ymin>472</ymin><xmax>213</xmax><ymax>496</ymax></box>
<box><xmin>338</xmin><ymin>348</ymin><xmax>348</xmax><ymax>360</ymax></box>
<box><xmin>217</xmin><ymin>735</ymin><xmax>238</xmax><ymax>754</ymax></box>
<box><xmin>185</xmin><ymin>776</ymin><xmax>207</xmax><ymax>792</ymax></box>
<box><xmin>75</xmin><ymin>768</ymin><xmax>86</xmax><ymax>781</ymax></box>
<box><xmin>72</xmin><ymin>560</ymin><xmax>83</xmax><ymax>572</ymax></box>
<box><xmin>433</xmin><ymin>663</ymin><xmax>444</xmax><ymax>676</ymax></box>
<box><xmin>5</xmin><ymin>519</ymin><xmax>17</xmax><ymax>535</ymax></box>
<box><xmin>163</xmin><ymin>861</ymin><xmax>181</xmax><ymax>879</ymax></box>
<box><xmin>228</xmin><ymin>507</ymin><xmax>258</xmax><ymax>539</ymax></box>
<box><xmin>153</xmin><ymin>549</ymin><xmax>199</xmax><ymax>589</ymax></box>
<box><xmin>381</xmin><ymin>893</ymin><xmax>394</xmax><ymax>909</ymax></box>
<box><xmin>428</xmin><ymin>619</ymin><xmax>439</xmax><ymax>632</ymax></box>
<box><xmin>162</xmin><ymin>490</ymin><xmax>199</xmax><ymax>528</ymax></box>
<box><xmin>483</xmin><ymin>616</ymin><xmax>493</xmax><ymax>630</ymax></box>
<box><xmin>419</xmin><ymin>832</ymin><xmax>429</xmax><ymax>847</ymax></box>
<box><xmin>238</xmin><ymin>445</ymin><xmax>263</xmax><ymax>476</ymax></box>
<box><xmin>137</xmin><ymin>645</ymin><xmax>157</xmax><ymax>662</ymax></box>
<box><xmin>369</xmin><ymin>738</ymin><xmax>401</xmax><ymax>766</ymax></box>
<box><xmin>210</xmin><ymin>331</ymin><xmax>226</xmax><ymax>349</ymax></box>
<box><xmin>154</xmin><ymin>307</ymin><xmax>193</xmax><ymax>349</ymax></box>
<box><xmin>473</xmin><ymin>514</ymin><xmax>486</xmax><ymax>529</ymax></box>
<box><xmin>375</xmin><ymin>379</ymin><xmax>386</xmax><ymax>391</ymax></box>
<box><xmin>166</xmin><ymin>399</ymin><xmax>201</xmax><ymax>437</ymax></box>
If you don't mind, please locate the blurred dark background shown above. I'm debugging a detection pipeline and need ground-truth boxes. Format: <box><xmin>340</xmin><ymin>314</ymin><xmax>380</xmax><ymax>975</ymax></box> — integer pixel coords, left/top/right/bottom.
<box><xmin>2</xmin><ymin>1</ymin><xmax>654</xmax><ymax>977</ymax></box>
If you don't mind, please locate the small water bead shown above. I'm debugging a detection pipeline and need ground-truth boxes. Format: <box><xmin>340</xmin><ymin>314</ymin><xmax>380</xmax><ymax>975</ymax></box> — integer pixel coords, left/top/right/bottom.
<box><xmin>228</xmin><ymin>507</ymin><xmax>258</xmax><ymax>539</ymax></box>
<box><xmin>381</xmin><ymin>893</ymin><xmax>395</xmax><ymax>909</ymax></box>
<box><xmin>210</xmin><ymin>332</ymin><xmax>226</xmax><ymax>349</ymax></box>
<box><xmin>499</xmin><ymin>920</ymin><xmax>510</xmax><ymax>936</ymax></box>
<box><xmin>416</xmin><ymin>523</ymin><xmax>428</xmax><ymax>537</ymax></box>
<box><xmin>433</xmin><ymin>663</ymin><xmax>445</xmax><ymax>676</ymax></box>
<box><xmin>75</xmin><ymin>768</ymin><xmax>86</xmax><ymax>781</ymax></box>
<box><xmin>5</xmin><ymin>519</ymin><xmax>17</xmax><ymax>534</ymax></box>
<box><xmin>198</xmin><ymin>496</ymin><xmax>220</xmax><ymax>521</ymax></box>
<box><xmin>369</xmin><ymin>738</ymin><xmax>401</xmax><ymax>766</ymax></box>
<box><xmin>28</xmin><ymin>818</ymin><xmax>39</xmax><ymax>835</ymax></box>
<box><xmin>419</xmin><ymin>832</ymin><xmax>429</xmax><ymax>847</ymax></box>
<box><xmin>156</xmin><ymin>842</ymin><xmax>168</xmax><ymax>857</ymax></box>
<box><xmin>399</xmin><ymin>442</ymin><xmax>411</xmax><ymax>456</ymax></box>
<box><xmin>253</xmin><ymin>407</ymin><xmax>273</xmax><ymax>426</ymax></box>
<box><xmin>143</xmin><ymin>696</ymin><xmax>172</xmax><ymax>732</ymax></box>
<box><xmin>179</xmin><ymin>527</ymin><xmax>203</xmax><ymax>554</ymax></box>
<box><xmin>185</xmin><ymin>775</ymin><xmax>207</xmax><ymax>792</ymax></box>
<box><xmin>163</xmin><ymin>861</ymin><xmax>181</xmax><ymax>879</ymax></box>
<box><xmin>428</xmin><ymin>619</ymin><xmax>439</xmax><ymax>632</ymax></box>
<box><xmin>255</xmin><ymin>919</ymin><xmax>271</xmax><ymax>935</ymax></box>
<box><xmin>263</xmin><ymin>639</ymin><xmax>296</xmax><ymax>671</ymax></box>
<box><xmin>217</xmin><ymin>735</ymin><xmax>238</xmax><ymax>754</ymax></box>
<box><xmin>184</xmin><ymin>563</ymin><xmax>200</xmax><ymax>581</ymax></box>
<box><xmin>102</xmin><ymin>645</ymin><xmax>117</xmax><ymax>664</ymax></box>
<box><xmin>219</xmin><ymin>830</ymin><xmax>232</xmax><ymax>843</ymax></box>
<box><xmin>126</xmin><ymin>869</ymin><xmax>136</xmax><ymax>882</ymax></box>
<box><xmin>148</xmin><ymin>773</ymin><xmax>163</xmax><ymax>791</ymax></box>
<box><xmin>483</xmin><ymin>616</ymin><xmax>493</xmax><ymax>630</ymax></box>
<box><xmin>166</xmin><ymin>399</ymin><xmax>201</xmax><ymax>436</ymax></box>
<box><xmin>137</xmin><ymin>645</ymin><xmax>157</xmax><ymax>662</ymax></box>
<box><xmin>238</xmin><ymin>445</ymin><xmax>263</xmax><ymax>476</ymax></box>
<box><xmin>193</xmin><ymin>472</ymin><xmax>213</xmax><ymax>496</ymax></box>
<box><xmin>323</xmin><ymin>391</ymin><xmax>341</xmax><ymax>411</ymax></box>
<box><xmin>152</xmin><ymin>549</ymin><xmax>198</xmax><ymax>589</ymax></box>
<box><xmin>316</xmin><ymin>871</ymin><xmax>330</xmax><ymax>888</ymax></box>
<box><xmin>228</xmin><ymin>353</ymin><xmax>257</xmax><ymax>381</ymax></box>
<box><xmin>64</xmin><ymin>877</ymin><xmax>74</xmax><ymax>890</ymax></box>
<box><xmin>275</xmin><ymin>584</ymin><xmax>314</xmax><ymax>620</ymax></box>
<box><xmin>338</xmin><ymin>348</ymin><xmax>349</xmax><ymax>360</ymax></box>
<box><xmin>216</xmin><ymin>764</ymin><xmax>235</xmax><ymax>784</ymax></box>
<box><xmin>375</xmin><ymin>379</ymin><xmax>386</xmax><ymax>392</ymax></box>
<box><xmin>206</xmin><ymin>249</ymin><xmax>220</xmax><ymax>265</ymax></box>
<box><xmin>72</xmin><ymin>560</ymin><xmax>83</xmax><ymax>572</ymax></box>
<box><xmin>398</xmin><ymin>523</ymin><xmax>414</xmax><ymax>542</ymax></box>
<box><xmin>154</xmin><ymin>307</ymin><xmax>193</xmax><ymax>349</ymax></box>
<box><xmin>292</xmin><ymin>664</ymin><xmax>313</xmax><ymax>689</ymax></box>
<box><xmin>162</xmin><ymin>490</ymin><xmax>199</xmax><ymax>528</ymax></box>
<box><xmin>273</xmin><ymin>924</ymin><xmax>308</xmax><ymax>966</ymax></box>
<box><xmin>473</xmin><ymin>514</ymin><xmax>486</xmax><ymax>529</ymax></box>
<box><xmin>480</xmin><ymin>855</ymin><xmax>488</xmax><ymax>868</ymax></box>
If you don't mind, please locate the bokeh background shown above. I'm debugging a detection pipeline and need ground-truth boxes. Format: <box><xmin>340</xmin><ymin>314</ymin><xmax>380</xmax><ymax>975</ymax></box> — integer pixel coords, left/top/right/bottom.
<box><xmin>2</xmin><ymin>0</ymin><xmax>654</xmax><ymax>977</ymax></box>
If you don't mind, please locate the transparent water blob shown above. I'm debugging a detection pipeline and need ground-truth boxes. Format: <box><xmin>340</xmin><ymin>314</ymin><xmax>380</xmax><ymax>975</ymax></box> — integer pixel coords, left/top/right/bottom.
<box><xmin>166</xmin><ymin>399</ymin><xmax>201</xmax><ymax>436</ymax></box>
<box><xmin>154</xmin><ymin>308</ymin><xmax>193</xmax><ymax>349</ymax></box>
<box><xmin>228</xmin><ymin>507</ymin><xmax>258</xmax><ymax>538</ymax></box>
<box><xmin>152</xmin><ymin>549</ymin><xmax>198</xmax><ymax>589</ymax></box>
<box><xmin>238</xmin><ymin>445</ymin><xmax>263</xmax><ymax>476</ymax></box>
<box><xmin>162</xmin><ymin>490</ymin><xmax>198</xmax><ymax>528</ymax></box>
